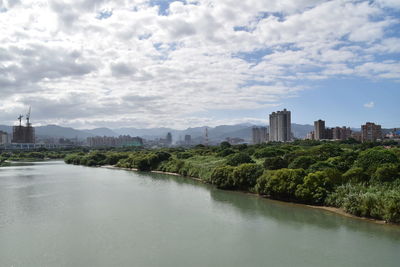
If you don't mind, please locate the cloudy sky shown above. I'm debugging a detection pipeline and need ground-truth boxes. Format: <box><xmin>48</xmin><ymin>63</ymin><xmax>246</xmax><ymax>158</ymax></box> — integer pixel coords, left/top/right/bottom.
<box><xmin>0</xmin><ymin>0</ymin><xmax>399</xmax><ymax>129</ymax></box>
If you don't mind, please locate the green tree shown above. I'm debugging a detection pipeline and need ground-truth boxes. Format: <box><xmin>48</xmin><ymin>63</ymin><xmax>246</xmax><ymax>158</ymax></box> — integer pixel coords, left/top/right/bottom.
<box><xmin>255</xmin><ymin>168</ymin><xmax>306</xmax><ymax>199</ymax></box>
<box><xmin>220</xmin><ymin>141</ymin><xmax>231</xmax><ymax>150</ymax></box>
<box><xmin>210</xmin><ymin>166</ymin><xmax>236</xmax><ymax>189</ymax></box>
<box><xmin>309</xmin><ymin>144</ymin><xmax>343</xmax><ymax>160</ymax></box>
<box><xmin>232</xmin><ymin>163</ymin><xmax>264</xmax><ymax>189</ymax></box>
<box><xmin>295</xmin><ymin>169</ymin><xmax>341</xmax><ymax>204</ymax></box>
<box><xmin>254</xmin><ymin>147</ymin><xmax>285</xmax><ymax>159</ymax></box>
<box><xmin>355</xmin><ymin>147</ymin><xmax>399</xmax><ymax>174</ymax></box>
<box><xmin>288</xmin><ymin>156</ymin><xmax>316</xmax><ymax>170</ymax></box>
<box><xmin>263</xmin><ymin>157</ymin><xmax>288</xmax><ymax>170</ymax></box>
<box><xmin>226</xmin><ymin>153</ymin><xmax>254</xmax><ymax>166</ymax></box>
<box><xmin>372</xmin><ymin>163</ymin><xmax>400</xmax><ymax>183</ymax></box>
<box><xmin>342</xmin><ymin>167</ymin><xmax>368</xmax><ymax>183</ymax></box>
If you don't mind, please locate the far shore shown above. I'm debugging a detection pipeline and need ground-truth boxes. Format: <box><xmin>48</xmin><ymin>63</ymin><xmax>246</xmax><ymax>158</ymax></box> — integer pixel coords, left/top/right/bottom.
<box><xmin>101</xmin><ymin>165</ymin><xmax>398</xmax><ymax>227</ymax></box>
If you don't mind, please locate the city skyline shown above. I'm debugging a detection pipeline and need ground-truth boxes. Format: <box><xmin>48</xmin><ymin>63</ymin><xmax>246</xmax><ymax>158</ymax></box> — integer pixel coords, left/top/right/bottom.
<box><xmin>0</xmin><ymin>1</ymin><xmax>399</xmax><ymax>129</ymax></box>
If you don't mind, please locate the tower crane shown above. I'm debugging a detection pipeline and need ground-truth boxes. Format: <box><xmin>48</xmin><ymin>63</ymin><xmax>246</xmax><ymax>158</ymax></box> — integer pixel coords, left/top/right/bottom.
<box><xmin>26</xmin><ymin>106</ymin><xmax>31</xmax><ymax>126</ymax></box>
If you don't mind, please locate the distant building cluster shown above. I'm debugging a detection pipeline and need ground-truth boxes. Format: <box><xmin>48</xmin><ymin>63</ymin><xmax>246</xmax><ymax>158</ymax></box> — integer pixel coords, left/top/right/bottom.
<box><xmin>87</xmin><ymin>135</ymin><xmax>143</xmax><ymax>147</ymax></box>
<box><xmin>306</xmin><ymin>119</ymin><xmax>385</xmax><ymax>142</ymax></box>
<box><xmin>0</xmin><ymin>107</ymin><xmax>399</xmax><ymax>150</ymax></box>
<box><xmin>310</xmin><ymin>119</ymin><xmax>352</xmax><ymax>141</ymax></box>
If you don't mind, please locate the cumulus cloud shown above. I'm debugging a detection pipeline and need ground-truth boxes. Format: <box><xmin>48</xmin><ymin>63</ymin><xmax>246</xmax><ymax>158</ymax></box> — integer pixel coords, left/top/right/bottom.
<box><xmin>364</xmin><ymin>101</ymin><xmax>375</xmax><ymax>108</ymax></box>
<box><xmin>0</xmin><ymin>0</ymin><xmax>398</xmax><ymax>128</ymax></box>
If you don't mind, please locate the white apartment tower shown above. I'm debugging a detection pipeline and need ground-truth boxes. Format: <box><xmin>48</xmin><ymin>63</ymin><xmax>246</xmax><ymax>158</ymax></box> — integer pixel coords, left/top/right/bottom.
<box><xmin>269</xmin><ymin>109</ymin><xmax>292</xmax><ymax>142</ymax></box>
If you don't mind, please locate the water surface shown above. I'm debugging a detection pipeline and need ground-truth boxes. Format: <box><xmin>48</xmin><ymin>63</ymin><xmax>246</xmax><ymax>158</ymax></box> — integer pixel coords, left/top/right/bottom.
<box><xmin>0</xmin><ymin>161</ymin><xmax>399</xmax><ymax>266</ymax></box>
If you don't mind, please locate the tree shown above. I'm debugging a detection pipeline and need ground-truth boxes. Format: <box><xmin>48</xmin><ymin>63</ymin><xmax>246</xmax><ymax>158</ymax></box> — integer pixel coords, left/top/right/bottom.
<box><xmin>232</xmin><ymin>163</ymin><xmax>264</xmax><ymax>189</ymax></box>
<box><xmin>288</xmin><ymin>156</ymin><xmax>316</xmax><ymax>169</ymax></box>
<box><xmin>210</xmin><ymin>166</ymin><xmax>236</xmax><ymax>189</ymax></box>
<box><xmin>355</xmin><ymin>147</ymin><xmax>399</xmax><ymax>174</ymax></box>
<box><xmin>226</xmin><ymin>153</ymin><xmax>254</xmax><ymax>166</ymax></box>
<box><xmin>255</xmin><ymin>168</ymin><xmax>306</xmax><ymax>199</ymax></box>
<box><xmin>217</xmin><ymin>148</ymin><xmax>235</xmax><ymax>157</ymax></box>
<box><xmin>263</xmin><ymin>157</ymin><xmax>288</xmax><ymax>170</ymax></box>
<box><xmin>342</xmin><ymin>167</ymin><xmax>368</xmax><ymax>183</ymax></box>
<box><xmin>220</xmin><ymin>141</ymin><xmax>231</xmax><ymax>150</ymax></box>
<box><xmin>253</xmin><ymin>147</ymin><xmax>285</xmax><ymax>159</ymax></box>
<box><xmin>309</xmin><ymin>143</ymin><xmax>343</xmax><ymax>160</ymax></box>
<box><xmin>372</xmin><ymin>164</ymin><xmax>400</xmax><ymax>183</ymax></box>
<box><xmin>295</xmin><ymin>169</ymin><xmax>342</xmax><ymax>204</ymax></box>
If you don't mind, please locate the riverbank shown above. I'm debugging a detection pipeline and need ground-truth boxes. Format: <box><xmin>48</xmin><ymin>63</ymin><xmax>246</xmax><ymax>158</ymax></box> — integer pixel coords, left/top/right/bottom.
<box><xmin>101</xmin><ymin>164</ymin><xmax>396</xmax><ymax>226</ymax></box>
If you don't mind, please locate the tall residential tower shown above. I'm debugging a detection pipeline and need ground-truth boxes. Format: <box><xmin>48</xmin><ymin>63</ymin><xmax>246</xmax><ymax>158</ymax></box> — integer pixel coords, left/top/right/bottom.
<box><xmin>269</xmin><ymin>109</ymin><xmax>292</xmax><ymax>142</ymax></box>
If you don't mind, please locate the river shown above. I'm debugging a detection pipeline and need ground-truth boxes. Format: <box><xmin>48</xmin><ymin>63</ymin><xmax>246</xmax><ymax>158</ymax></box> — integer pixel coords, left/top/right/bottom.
<box><xmin>0</xmin><ymin>161</ymin><xmax>399</xmax><ymax>266</ymax></box>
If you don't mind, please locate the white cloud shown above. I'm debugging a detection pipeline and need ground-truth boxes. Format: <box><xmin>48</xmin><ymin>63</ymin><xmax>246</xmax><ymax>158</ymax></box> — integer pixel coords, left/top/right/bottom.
<box><xmin>364</xmin><ymin>101</ymin><xmax>375</xmax><ymax>108</ymax></box>
<box><xmin>0</xmin><ymin>0</ymin><xmax>398</xmax><ymax>128</ymax></box>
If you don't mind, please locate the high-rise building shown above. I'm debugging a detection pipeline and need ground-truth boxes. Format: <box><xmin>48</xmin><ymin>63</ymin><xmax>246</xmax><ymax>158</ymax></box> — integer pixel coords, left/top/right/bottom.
<box><xmin>314</xmin><ymin>120</ymin><xmax>325</xmax><ymax>140</ymax></box>
<box><xmin>252</xmin><ymin>126</ymin><xmax>268</xmax><ymax>144</ymax></box>
<box><xmin>361</xmin><ymin>122</ymin><xmax>382</xmax><ymax>142</ymax></box>
<box><xmin>184</xmin><ymin>135</ymin><xmax>191</xmax><ymax>145</ymax></box>
<box><xmin>166</xmin><ymin>132</ymin><xmax>172</xmax><ymax>145</ymax></box>
<box><xmin>269</xmin><ymin>109</ymin><xmax>292</xmax><ymax>142</ymax></box>
<box><xmin>12</xmin><ymin>117</ymin><xmax>35</xmax><ymax>144</ymax></box>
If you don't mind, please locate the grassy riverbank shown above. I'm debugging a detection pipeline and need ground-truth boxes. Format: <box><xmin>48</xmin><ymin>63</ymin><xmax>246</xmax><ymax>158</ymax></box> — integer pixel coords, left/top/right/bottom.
<box><xmin>64</xmin><ymin>140</ymin><xmax>400</xmax><ymax>223</ymax></box>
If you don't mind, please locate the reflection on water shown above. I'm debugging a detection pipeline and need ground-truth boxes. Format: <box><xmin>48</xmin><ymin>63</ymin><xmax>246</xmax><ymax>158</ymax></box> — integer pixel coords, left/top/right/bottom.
<box><xmin>144</xmin><ymin>170</ymin><xmax>400</xmax><ymax>241</ymax></box>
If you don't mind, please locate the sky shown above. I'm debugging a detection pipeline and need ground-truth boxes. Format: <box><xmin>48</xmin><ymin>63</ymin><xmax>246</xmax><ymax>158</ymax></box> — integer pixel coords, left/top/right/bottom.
<box><xmin>0</xmin><ymin>0</ymin><xmax>399</xmax><ymax>129</ymax></box>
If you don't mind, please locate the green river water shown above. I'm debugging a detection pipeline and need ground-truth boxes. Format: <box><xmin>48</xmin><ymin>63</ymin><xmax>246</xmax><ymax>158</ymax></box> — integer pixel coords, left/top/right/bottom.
<box><xmin>0</xmin><ymin>161</ymin><xmax>399</xmax><ymax>266</ymax></box>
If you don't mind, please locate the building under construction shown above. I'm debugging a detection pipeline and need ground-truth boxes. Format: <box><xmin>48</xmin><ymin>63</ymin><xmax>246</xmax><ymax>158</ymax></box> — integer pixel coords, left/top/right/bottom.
<box><xmin>12</xmin><ymin>108</ymin><xmax>35</xmax><ymax>144</ymax></box>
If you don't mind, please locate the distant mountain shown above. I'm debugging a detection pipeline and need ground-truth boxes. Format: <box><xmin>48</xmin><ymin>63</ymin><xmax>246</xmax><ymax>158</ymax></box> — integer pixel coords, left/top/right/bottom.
<box><xmin>83</xmin><ymin>127</ymin><xmax>119</xmax><ymax>137</ymax></box>
<box><xmin>1</xmin><ymin>124</ymin><xmax>94</xmax><ymax>139</ymax></box>
<box><xmin>292</xmin><ymin>123</ymin><xmax>314</xmax><ymax>139</ymax></box>
<box><xmin>35</xmin><ymin>125</ymin><xmax>95</xmax><ymax>139</ymax></box>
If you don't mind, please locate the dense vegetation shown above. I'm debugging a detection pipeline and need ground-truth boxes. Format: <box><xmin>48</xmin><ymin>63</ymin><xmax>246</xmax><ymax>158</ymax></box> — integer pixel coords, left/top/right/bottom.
<box><xmin>63</xmin><ymin>140</ymin><xmax>400</xmax><ymax>223</ymax></box>
<box><xmin>0</xmin><ymin>149</ymin><xmax>68</xmax><ymax>165</ymax></box>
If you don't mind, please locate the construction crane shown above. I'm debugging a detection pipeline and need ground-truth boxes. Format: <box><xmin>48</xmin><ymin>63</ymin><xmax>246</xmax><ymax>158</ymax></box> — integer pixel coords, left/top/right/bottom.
<box><xmin>17</xmin><ymin>114</ymin><xmax>24</xmax><ymax>126</ymax></box>
<box><xmin>26</xmin><ymin>106</ymin><xmax>31</xmax><ymax>126</ymax></box>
